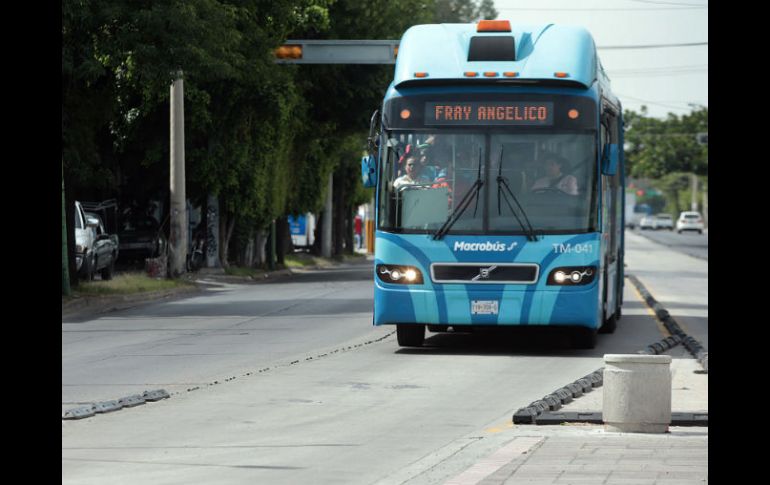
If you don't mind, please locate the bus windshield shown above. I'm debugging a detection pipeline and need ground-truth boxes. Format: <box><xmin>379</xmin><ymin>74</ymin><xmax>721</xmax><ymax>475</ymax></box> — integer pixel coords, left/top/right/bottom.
<box><xmin>378</xmin><ymin>130</ymin><xmax>598</xmax><ymax>235</ymax></box>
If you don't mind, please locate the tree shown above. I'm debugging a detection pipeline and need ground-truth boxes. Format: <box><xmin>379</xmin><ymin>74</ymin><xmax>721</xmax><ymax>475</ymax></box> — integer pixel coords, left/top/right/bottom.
<box><xmin>433</xmin><ymin>0</ymin><xmax>498</xmax><ymax>22</ymax></box>
<box><xmin>624</xmin><ymin>106</ymin><xmax>708</xmax><ymax>216</ymax></box>
<box><xmin>623</xmin><ymin>106</ymin><xmax>708</xmax><ymax>179</ymax></box>
<box><xmin>63</xmin><ymin>1</ymin><xmax>333</xmax><ymax>269</ymax></box>
<box><xmin>287</xmin><ymin>0</ymin><xmax>434</xmax><ymax>256</ymax></box>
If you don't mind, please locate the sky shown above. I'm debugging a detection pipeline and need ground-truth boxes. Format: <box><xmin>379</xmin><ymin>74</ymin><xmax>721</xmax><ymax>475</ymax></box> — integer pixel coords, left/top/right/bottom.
<box><xmin>491</xmin><ymin>0</ymin><xmax>708</xmax><ymax>119</ymax></box>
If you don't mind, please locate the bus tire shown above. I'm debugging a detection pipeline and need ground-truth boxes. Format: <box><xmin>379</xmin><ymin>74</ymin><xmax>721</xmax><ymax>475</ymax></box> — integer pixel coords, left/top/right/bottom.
<box><xmin>599</xmin><ymin>314</ymin><xmax>617</xmax><ymax>334</ymax></box>
<box><xmin>397</xmin><ymin>324</ymin><xmax>425</xmax><ymax>347</ymax></box>
<box><xmin>570</xmin><ymin>327</ymin><xmax>598</xmax><ymax>349</ymax></box>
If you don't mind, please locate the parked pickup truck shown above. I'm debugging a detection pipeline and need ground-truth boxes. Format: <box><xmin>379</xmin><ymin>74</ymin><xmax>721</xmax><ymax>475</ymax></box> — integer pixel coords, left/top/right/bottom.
<box><xmin>85</xmin><ymin>211</ymin><xmax>119</xmax><ymax>280</ymax></box>
<box><xmin>75</xmin><ymin>200</ymin><xmax>97</xmax><ymax>279</ymax></box>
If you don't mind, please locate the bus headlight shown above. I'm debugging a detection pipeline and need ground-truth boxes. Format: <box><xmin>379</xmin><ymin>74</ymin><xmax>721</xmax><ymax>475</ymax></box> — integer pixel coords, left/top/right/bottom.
<box><xmin>377</xmin><ymin>264</ymin><xmax>424</xmax><ymax>284</ymax></box>
<box><xmin>547</xmin><ymin>266</ymin><xmax>596</xmax><ymax>286</ymax></box>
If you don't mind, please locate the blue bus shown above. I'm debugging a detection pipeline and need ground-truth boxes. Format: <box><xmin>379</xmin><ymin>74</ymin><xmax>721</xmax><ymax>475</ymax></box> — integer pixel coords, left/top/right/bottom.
<box><xmin>361</xmin><ymin>21</ymin><xmax>624</xmax><ymax>349</ymax></box>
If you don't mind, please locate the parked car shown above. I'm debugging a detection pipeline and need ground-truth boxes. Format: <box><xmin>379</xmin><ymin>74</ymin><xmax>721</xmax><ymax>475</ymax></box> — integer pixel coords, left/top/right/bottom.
<box><xmin>653</xmin><ymin>213</ymin><xmax>674</xmax><ymax>231</ymax></box>
<box><xmin>85</xmin><ymin>212</ymin><xmax>119</xmax><ymax>280</ymax></box>
<box><xmin>639</xmin><ymin>215</ymin><xmax>655</xmax><ymax>230</ymax></box>
<box><xmin>118</xmin><ymin>214</ymin><xmax>167</xmax><ymax>263</ymax></box>
<box><xmin>74</xmin><ymin>201</ymin><xmax>98</xmax><ymax>279</ymax></box>
<box><xmin>676</xmin><ymin>211</ymin><xmax>705</xmax><ymax>234</ymax></box>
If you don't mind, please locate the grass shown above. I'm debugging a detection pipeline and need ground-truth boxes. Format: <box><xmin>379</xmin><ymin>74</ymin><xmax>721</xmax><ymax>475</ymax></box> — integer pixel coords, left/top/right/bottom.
<box><xmin>284</xmin><ymin>253</ymin><xmax>327</xmax><ymax>268</ymax></box>
<box><xmin>223</xmin><ymin>251</ymin><xmax>369</xmax><ymax>274</ymax></box>
<box><xmin>72</xmin><ymin>272</ymin><xmax>195</xmax><ymax>296</ymax></box>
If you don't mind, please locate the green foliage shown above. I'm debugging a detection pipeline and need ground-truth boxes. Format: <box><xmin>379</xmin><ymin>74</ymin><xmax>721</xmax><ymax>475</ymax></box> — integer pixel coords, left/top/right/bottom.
<box><xmin>623</xmin><ymin>106</ymin><xmax>708</xmax><ymax>179</ymax></box>
<box><xmin>623</xmin><ymin>107</ymin><xmax>707</xmax><ymax>216</ymax></box>
<box><xmin>433</xmin><ymin>0</ymin><xmax>498</xmax><ymax>22</ymax></box>
<box><xmin>62</xmin><ymin>0</ymin><xmax>503</xmax><ymax>264</ymax></box>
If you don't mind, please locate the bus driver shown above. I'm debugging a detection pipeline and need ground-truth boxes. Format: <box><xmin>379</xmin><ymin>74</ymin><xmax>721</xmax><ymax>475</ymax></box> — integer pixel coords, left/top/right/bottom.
<box><xmin>530</xmin><ymin>155</ymin><xmax>578</xmax><ymax>195</ymax></box>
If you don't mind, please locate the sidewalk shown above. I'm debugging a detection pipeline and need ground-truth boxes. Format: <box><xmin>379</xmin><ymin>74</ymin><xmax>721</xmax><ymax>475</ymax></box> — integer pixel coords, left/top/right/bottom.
<box><xmin>459</xmin><ymin>426</ymin><xmax>707</xmax><ymax>485</ymax></box>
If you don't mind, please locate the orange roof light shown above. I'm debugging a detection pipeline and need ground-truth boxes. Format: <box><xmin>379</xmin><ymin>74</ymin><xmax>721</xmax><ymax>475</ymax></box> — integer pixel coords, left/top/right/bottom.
<box><xmin>414</xmin><ymin>72</ymin><xmax>429</xmax><ymax>78</ymax></box>
<box><xmin>477</xmin><ymin>20</ymin><xmax>511</xmax><ymax>32</ymax></box>
<box><xmin>483</xmin><ymin>72</ymin><xmax>497</xmax><ymax>77</ymax></box>
<box><xmin>568</xmin><ymin>109</ymin><xmax>580</xmax><ymax>119</ymax></box>
<box><xmin>554</xmin><ymin>72</ymin><xmax>570</xmax><ymax>78</ymax></box>
<box><xmin>503</xmin><ymin>72</ymin><xmax>519</xmax><ymax>78</ymax></box>
<box><xmin>464</xmin><ymin>71</ymin><xmax>479</xmax><ymax>77</ymax></box>
<box><xmin>394</xmin><ymin>46</ymin><xmax>399</xmax><ymax>58</ymax></box>
<box><xmin>400</xmin><ymin>109</ymin><xmax>411</xmax><ymax>120</ymax></box>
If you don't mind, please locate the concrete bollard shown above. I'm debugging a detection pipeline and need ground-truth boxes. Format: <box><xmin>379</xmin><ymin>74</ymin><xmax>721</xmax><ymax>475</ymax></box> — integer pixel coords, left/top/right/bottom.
<box><xmin>603</xmin><ymin>354</ymin><xmax>672</xmax><ymax>433</ymax></box>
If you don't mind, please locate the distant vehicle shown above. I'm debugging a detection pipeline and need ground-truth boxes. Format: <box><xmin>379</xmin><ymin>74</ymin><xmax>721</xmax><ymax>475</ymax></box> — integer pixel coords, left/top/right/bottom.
<box><xmin>639</xmin><ymin>215</ymin><xmax>656</xmax><ymax>230</ymax></box>
<box><xmin>74</xmin><ymin>201</ymin><xmax>98</xmax><ymax>280</ymax></box>
<box><xmin>626</xmin><ymin>201</ymin><xmax>652</xmax><ymax>229</ymax></box>
<box><xmin>85</xmin><ymin>212</ymin><xmax>119</xmax><ymax>280</ymax></box>
<box><xmin>118</xmin><ymin>214</ymin><xmax>167</xmax><ymax>263</ymax></box>
<box><xmin>676</xmin><ymin>211</ymin><xmax>704</xmax><ymax>234</ymax></box>
<box><xmin>653</xmin><ymin>214</ymin><xmax>674</xmax><ymax>231</ymax></box>
<box><xmin>288</xmin><ymin>213</ymin><xmax>316</xmax><ymax>249</ymax></box>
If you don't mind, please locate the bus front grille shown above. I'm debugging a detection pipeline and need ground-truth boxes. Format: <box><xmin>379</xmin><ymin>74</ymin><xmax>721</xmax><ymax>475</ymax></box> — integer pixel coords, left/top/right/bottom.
<box><xmin>430</xmin><ymin>263</ymin><xmax>539</xmax><ymax>284</ymax></box>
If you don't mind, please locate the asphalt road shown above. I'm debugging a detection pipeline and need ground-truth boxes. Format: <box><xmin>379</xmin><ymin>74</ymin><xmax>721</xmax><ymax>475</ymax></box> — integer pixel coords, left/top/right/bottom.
<box><xmin>629</xmin><ymin>227</ymin><xmax>708</xmax><ymax>261</ymax></box>
<box><xmin>62</xmin><ymin>234</ymin><xmax>707</xmax><ymax>484</ymax></box>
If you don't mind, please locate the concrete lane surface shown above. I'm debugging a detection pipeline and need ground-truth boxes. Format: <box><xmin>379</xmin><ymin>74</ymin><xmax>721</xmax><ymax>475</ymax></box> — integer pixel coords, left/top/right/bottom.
<box><xmin>62</xmin><ymin>233</ymin><xmax>706</xmax><ymax>484</ymax></box>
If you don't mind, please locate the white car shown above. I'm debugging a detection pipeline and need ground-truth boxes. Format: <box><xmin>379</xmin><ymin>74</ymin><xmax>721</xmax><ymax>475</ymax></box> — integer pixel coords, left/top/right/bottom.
<box><xmin>676</xmin><ymin>211</ymin><xmax>705</xmax><ymax>234</ymax></box>
<box><xmin>639</xmin><ymin>215</ymin><xmax>655</xmax><ymax>230</ymax></box>
<box><xmin>653</xmin><ymin>214</ymin><xmax>674</xmax><ymax>230</ymax></box>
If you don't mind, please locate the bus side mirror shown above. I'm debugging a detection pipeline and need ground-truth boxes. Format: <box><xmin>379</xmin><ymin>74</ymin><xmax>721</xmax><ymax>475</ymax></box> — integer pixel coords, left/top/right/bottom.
<box><xmin>361</xmin><ymin>154</ymin><xmax>377</xmax><ymax>188</ymax></box>
<box><xmin>602</xmin><ymin>143</ymin><xmax>619</xmax><ymax>175</ymax></box>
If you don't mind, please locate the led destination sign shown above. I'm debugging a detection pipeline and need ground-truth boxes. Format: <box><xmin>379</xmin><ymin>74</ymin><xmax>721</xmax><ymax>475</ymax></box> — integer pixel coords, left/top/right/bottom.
<box><xmin>425</xmin><ymin>102</ymin><xmax>553</xmax><ymax>126</ymax></box>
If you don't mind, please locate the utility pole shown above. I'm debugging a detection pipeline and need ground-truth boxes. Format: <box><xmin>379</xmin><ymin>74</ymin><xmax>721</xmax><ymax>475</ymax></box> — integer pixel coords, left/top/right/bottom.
<box><xmin>322</xmin><ymin>173</ymin><xmax>333</xmax><ymax>258</ymax></box>
<box><xmin>206</xmin><ymin>194</ymin><xmax>221</xmax><ymax>268</ymax></box>
<box><xmin>169</xmin><ymin>71</ymin><xmax>187</xmax><ymax>277</ymax></box>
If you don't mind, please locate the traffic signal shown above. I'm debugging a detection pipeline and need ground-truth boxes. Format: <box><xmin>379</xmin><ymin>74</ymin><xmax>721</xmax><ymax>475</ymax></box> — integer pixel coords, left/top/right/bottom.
<box><xmin>274</xmin><ymin>45</ymin><xmax>303</xmax><ymax>60</ymax></box>
<box><xmin>636</xmin><ymin>189</ymin><xmax>645</xmax><ymax>197</ymax></box>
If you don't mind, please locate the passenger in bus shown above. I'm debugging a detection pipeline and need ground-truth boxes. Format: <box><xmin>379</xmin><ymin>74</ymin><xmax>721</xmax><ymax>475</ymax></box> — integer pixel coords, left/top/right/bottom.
<box><xmin>394</xmin><ymin>156</ymin><xmax>429</xmax><ymax>189</ymax></box>
<box><xmin>530</xmin><ymin>155</ymin><xmax>578</xmax><ymax>195</ymax></box>
<box><xmin>396</xmin><ymin>143</ymin><xmax>415</xmax><ymax>177</ymax></box>
<box><xmin>419</xmin><ymin>140</ymin><xmax>450</xmax><ymax>181</ymax></box>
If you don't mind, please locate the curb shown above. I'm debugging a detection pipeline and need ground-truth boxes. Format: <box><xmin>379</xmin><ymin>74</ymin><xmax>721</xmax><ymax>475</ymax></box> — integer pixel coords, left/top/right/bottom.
<box><xmin>535</xmin><ymin>411</ymin><xmax>708</xmax><ymax>426</ymax></box>
<box><xmin>62</xmin><ymin>389</ymin><xmax>170</xmax><ymax>420</ymax></box>
<box><xmin>627</xmin><ymin>274</ymin><xmax>708</xmax><ymax>372</ymax></box>
<box><xmin>62</xmin><ymin>286</ymin><xmax>201</xmax><ymax>318</ymax></box>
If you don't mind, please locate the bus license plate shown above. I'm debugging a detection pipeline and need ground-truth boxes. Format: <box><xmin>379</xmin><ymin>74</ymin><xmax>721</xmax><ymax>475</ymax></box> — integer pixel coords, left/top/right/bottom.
<box><xmin>471</xmin><ymin>300</ymin><xmax>499</xmax><ymax>315</ymax></box>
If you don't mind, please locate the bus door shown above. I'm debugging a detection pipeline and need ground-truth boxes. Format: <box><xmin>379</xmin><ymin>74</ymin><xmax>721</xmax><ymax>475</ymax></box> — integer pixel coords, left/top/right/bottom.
<box><xmin>601</xmin><ymin>107</ymin><xmax>621</xmax><ymax>322</ymax></box>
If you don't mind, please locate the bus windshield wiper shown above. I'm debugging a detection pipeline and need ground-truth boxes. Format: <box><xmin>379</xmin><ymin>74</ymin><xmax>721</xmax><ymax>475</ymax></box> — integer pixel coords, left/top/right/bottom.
<box><xmin>496</xmin><ymin>148</ymin><xmax>539</xmax><ymax>242</ymax></box>
<box><xmin>433</xmin><ymin>148</ymin><xmax>484</xmax><ymax>240</ymax></box>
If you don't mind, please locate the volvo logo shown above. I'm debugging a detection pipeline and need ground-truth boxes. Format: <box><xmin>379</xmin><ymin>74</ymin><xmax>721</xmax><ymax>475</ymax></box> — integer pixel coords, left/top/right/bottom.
<box><xmin>472</xmin><ymin>265</ymin><xmax>498</xmax><ymax>281</ymax></box>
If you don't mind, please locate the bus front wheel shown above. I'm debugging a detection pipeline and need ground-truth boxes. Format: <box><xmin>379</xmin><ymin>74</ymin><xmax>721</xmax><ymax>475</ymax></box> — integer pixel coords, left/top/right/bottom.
<box><xmin>397</xmin><ymin>324</ymin><xmax>425</xmax><ymax>347</ymax></box>
<box><xmin>599</xmin><ymin>314</ymin><xmax>617</xmax><ymax>334</ymax></box>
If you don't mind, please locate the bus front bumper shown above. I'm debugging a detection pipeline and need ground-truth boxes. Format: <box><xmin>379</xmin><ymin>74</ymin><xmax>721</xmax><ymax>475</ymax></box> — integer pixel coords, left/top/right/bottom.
<box><xmin>373</xmin><ymin>282</ymin><xmax>601</xmax><ymax>329</ymax></box>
